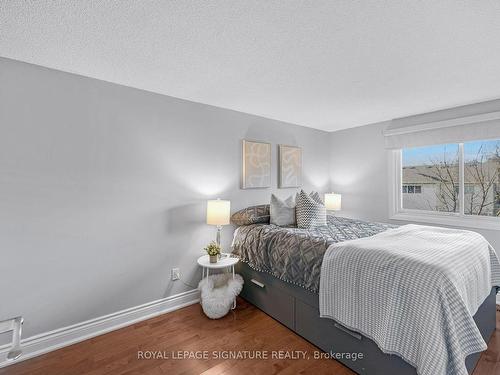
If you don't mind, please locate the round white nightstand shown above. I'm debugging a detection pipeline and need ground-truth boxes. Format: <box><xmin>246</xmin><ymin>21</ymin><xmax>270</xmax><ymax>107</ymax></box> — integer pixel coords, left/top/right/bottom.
<box><xmin>197</xmin><ymin>254</ymin><xmax>239</xmax><ymax>279</ymax></box>
<box><xmin>197</xmin><ymin>254</ymin><xmax>239</xmax><ymax>309</ymax></box>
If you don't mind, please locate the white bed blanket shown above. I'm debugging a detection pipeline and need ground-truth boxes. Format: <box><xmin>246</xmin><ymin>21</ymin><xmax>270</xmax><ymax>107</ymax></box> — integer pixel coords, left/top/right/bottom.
<box><xmin>319</xmin><ymin>224</ymin><xmax>500</xmax><ymax>375</ymax></box>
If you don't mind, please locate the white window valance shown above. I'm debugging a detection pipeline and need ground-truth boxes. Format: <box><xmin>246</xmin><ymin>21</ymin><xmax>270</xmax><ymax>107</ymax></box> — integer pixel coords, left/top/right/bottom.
<box><xmin>384</xmin><ymin>100</ymin><xmax>500</xmax><ymax>149</ymax></box>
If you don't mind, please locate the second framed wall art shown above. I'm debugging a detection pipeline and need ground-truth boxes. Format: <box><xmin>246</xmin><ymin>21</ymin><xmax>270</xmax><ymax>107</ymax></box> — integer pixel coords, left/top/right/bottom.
<box><xmin>278</xmin><ymin>145</ymin><xmax>302</xmax><ymax>188</ymax></box>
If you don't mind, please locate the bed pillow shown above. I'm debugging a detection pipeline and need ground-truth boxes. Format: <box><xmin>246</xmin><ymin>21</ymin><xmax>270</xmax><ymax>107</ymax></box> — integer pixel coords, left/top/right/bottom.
<box><xmin>231</xmin><ymin>204</ymin><xmax>270</xmax><ymax>226</ymax></box>
<box><xmin>270</xmin><ymin>194</ymin><xmax>296</xmax><ymax>226</ymax></box>
<box><xmin>309</xmin><ymin>191</ymin><xmax>324</xmax><ymax>205</ymax></box>
<box><xmin>296</xmin><ymin>190</ymin><xmax>327</xmax><ymax>229</ymax></box>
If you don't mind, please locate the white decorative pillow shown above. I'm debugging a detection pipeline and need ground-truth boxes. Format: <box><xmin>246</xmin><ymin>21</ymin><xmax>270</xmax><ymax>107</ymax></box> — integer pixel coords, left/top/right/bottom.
<box><xmin>296</xmin><ymin>190</ymin><xmax>327</xmax><ymax>229</ymax></box>
<box><xmin>270</xmin><ymin>194</ymin><xmax>296</xmax><ymax>226</ymax></box>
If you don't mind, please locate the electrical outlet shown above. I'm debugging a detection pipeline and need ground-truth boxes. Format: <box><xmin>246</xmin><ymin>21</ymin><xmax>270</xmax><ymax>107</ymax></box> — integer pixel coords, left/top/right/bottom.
<box><xmin>171</xmin><ymin>268</ymin><xmax>180</xmax><ymax>281</ymax></box>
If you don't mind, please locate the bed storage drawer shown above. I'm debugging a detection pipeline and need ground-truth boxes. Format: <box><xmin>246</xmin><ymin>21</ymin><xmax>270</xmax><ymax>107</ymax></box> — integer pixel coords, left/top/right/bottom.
<box><xmin>236</xmin><ymin>264</ymin><xmax>295</xmax><ymax>330</ymax></box>
<box><xmin>295</xmin><ymin>299</ymin><xmax>362</xmax><ymax>352</ymax></box>
<box><xmin>295</xmin><ymin>299</ymin><xmax>415</xmax><ymax>375</ymax></box>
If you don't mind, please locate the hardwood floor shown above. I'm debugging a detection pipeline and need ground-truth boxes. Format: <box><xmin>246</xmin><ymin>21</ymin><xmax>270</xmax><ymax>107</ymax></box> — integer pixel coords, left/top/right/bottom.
<box><xmin>2</xmin><ymin>299</ymin><xmax>499</xmax><ymax>375</ymax></box>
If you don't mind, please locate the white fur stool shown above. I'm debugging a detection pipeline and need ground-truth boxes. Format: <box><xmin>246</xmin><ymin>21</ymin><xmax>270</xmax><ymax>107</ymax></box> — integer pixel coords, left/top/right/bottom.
<box><xmin>198</xmin><ymin>273</ymin><xmax>244</xmax><ymax>319</ymax></box>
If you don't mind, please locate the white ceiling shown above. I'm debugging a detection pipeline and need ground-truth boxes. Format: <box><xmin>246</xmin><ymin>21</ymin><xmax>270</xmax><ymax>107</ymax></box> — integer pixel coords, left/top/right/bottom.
<box><xmin>1</xmin><ymin>1</ymin><xmax>500</xmax><ymax>132</ymax></box>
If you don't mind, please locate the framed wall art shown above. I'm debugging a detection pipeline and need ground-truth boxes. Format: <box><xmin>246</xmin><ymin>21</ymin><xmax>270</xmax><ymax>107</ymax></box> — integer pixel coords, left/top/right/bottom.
<box><xmin>242</xmin><ymin>140</ymin><xmax>271</xmax><ymax>189</ymax></box>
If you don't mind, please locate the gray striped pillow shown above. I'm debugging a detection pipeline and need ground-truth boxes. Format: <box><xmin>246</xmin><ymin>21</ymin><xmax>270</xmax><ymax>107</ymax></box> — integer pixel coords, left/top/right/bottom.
<box><xmin>296</xmin><ymin>190</ymin><xmax>327</xmax><ymax>229</ymax></box>
<box><xmin>310</xmin><ymin>191</ymin><xmax>324</xmax><ymax>205</ymax></box>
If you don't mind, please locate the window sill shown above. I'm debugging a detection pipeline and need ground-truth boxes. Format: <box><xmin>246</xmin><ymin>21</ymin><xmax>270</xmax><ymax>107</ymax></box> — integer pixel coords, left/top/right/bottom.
<box><xmin>390</xmin><ymin>211</ymin><xmax>500</xmax><ymax>231</ymax></box>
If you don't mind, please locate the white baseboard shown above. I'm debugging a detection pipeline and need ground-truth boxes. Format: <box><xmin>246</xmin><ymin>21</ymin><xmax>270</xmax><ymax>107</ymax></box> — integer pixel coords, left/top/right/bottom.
<box><xmin>0</xmin><ymin>289</ymin><xmax>200</xmax><ymax>369</ymax></box>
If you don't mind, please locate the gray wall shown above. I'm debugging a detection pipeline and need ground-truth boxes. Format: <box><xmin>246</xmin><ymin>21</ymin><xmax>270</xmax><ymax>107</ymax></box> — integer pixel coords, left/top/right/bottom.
<box><xmin>329</xmin><ymin>121</ymin><xmax>500</xmax><ymax>252</ymax></box>
<box><xmin>0</xmin><ymin>57</ymin><xmax>330</xmax><ymax>341</ymax></box>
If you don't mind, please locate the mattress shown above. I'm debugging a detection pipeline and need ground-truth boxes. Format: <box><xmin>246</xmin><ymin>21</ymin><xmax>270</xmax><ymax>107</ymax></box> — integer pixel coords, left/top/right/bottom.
<box><xmin>231</xmin><ymin>215</ymin><xmax>396</xmax><ymax>292</ymax></box>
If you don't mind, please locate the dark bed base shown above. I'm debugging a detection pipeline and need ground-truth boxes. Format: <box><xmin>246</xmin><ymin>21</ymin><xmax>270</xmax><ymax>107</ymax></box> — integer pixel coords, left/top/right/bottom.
<box><xmin>236</xmin><ymin>262</ymin><xmax>497</xmax><ymax>375</ymax></box>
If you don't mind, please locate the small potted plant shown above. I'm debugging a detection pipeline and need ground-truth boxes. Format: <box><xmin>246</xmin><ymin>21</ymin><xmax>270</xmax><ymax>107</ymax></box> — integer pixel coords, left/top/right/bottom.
<box><xmin>204</xmin><ymin>241</ymin><xmax>221</xmax><ymax>263</ymax></box>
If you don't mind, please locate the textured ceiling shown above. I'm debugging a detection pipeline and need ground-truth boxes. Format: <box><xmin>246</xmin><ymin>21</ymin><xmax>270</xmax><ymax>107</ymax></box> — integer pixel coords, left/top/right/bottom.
<box><xmin>1</xmin><ymin>1</ymin><xmax>500</xmax><ymax>131</ymax></box>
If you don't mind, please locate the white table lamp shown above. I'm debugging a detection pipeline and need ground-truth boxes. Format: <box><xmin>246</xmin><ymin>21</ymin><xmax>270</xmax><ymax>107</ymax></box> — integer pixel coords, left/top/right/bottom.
<box><xmin>325</xmin><ymin>193</ymin><xmax>342</xmax><ymax>211</ymax></box>
<box><xmin>206</xmin><ymin>199</ymin><xmax>231</xmax><ymax>247</ymax></box>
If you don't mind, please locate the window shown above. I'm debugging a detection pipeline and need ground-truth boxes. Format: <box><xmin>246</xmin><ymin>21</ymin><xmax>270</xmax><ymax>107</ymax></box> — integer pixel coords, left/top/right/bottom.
<box><xmin>402</xmin><ymin>144</ymin><xmax>459</xmax><ymax>213</ymax></box>
<box><xmin>463</xmin><ymin>140</ymin><xmax>500</xmax><ymax>217</ymax></box>
<box><xmin>403</xmin><ymin>185</ymin><xmax>422</xmax><ymax>194</ymax></box>
<box><xmin>454</xmin><ymin>185</ymin><xmax>476</xmax><ymax>194</ymax></box>
<box><xmin>391</xmin><ymin>139</ymin><xmax>500</xmax><ymax>229</ymax></box>
<box><xmin>464</xmin><ymin>185</ymin><xmax>475</xmax><ymax>195</ymax></box>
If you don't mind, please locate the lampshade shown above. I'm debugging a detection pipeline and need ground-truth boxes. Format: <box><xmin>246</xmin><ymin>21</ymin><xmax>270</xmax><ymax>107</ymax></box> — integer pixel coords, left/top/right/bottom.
<box><xmin>206</xmin><ymin>199</ymin><xmax>231</xmax><ymax>226</ymax></box>
<box><xmin>325</xmin><ymin>193</ymin><xmax>342</xmax><ymax>211</ymax></box>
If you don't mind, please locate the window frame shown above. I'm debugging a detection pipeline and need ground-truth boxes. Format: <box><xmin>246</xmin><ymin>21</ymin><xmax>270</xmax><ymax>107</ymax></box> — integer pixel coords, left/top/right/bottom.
<box><xmin>389</xmin><ymin>142</ymin><xmax>500</xmax><ymax>231</ymax></box>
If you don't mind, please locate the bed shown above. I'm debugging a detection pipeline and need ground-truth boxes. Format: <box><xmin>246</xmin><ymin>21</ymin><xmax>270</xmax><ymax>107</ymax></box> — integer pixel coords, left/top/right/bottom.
<box><xmin>231</xmin><ymin>215</ymin><xmax>499</xmax><ymax>375</ymax></box>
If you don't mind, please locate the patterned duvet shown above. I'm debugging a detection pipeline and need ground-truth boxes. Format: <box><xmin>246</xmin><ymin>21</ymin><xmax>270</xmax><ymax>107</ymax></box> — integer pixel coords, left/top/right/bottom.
<box><xmin>231</xmin><ymin>215</ymin><xmax>396</xmax><ymax>292</ymax></box>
